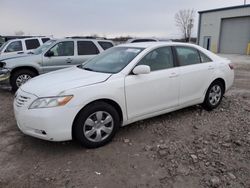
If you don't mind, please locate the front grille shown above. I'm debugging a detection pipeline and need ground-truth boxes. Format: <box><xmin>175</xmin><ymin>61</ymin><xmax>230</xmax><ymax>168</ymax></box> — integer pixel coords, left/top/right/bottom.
<box><xmin>15</xmin><ymin>95</ymin><xmax>31</xmax><ymax>107</ymax></box>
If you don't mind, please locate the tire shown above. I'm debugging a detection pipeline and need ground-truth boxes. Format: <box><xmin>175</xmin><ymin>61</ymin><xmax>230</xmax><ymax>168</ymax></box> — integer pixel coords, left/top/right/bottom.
<box><xmin>10</xmin><ymin>69</ymin><xmax>37</xmax><ymax>91</ymax></box>
<box><xmin>73</xmin><ymin>101</ymin><xmax>120</xmax><ymax>148</ymax></box>
<box><xmin>202</xmin><ymin>81</ymin><xmax>224</xmax><ymax>111</ymax></box>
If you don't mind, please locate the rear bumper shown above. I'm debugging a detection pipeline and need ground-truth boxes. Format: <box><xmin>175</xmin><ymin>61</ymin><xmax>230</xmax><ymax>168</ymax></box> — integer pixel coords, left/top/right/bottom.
<box><xmin>0</xmin><ymin>68</ymin><xmax>10</xmax><ymax>83</ymax></box>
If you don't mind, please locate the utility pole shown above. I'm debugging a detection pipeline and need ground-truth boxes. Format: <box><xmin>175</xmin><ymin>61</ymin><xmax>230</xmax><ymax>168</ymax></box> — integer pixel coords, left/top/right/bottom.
<box><xmin>244</xmin><ymin>0</ymin><xmax>246</xmax><ymax>5</ymax></box>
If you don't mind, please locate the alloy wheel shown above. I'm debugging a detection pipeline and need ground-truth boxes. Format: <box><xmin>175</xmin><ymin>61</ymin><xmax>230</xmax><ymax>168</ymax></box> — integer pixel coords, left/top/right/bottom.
<box><xmin>16</xmin><ymin>74</ymin><xmax>32</xmax><ymax>87</ymax></box>
<box><xmin>209</xmin><ymin>85</ymin><xmax>222</xmax><ymax>106</ymax></box>
<box><xmin>83</xmin><ymin>111</ymin><xmax>114</xmax><ymax>142</ymax></box>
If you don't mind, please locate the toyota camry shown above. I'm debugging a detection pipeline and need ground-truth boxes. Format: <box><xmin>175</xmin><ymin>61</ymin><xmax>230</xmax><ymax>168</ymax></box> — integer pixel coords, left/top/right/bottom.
<box><xmin>14</xmin><ymin>42</ymin><xmax>234</xmax><ymax>148</ymax></box>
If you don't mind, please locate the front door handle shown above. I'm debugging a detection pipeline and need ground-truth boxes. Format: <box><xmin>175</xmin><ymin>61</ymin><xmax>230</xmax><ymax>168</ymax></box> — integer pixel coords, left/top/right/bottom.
<box><xmin>66</xmin><ymin>58</ymin><xmax>72</xmax><ymax>63</ymax></box>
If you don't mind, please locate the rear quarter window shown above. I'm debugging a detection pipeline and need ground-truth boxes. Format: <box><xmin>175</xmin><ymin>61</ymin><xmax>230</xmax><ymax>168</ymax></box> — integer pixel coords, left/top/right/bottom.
<box><xmin>199</xmin><ymin>51</ymin><xmax>212</xmax><ymax>63</ymax></box>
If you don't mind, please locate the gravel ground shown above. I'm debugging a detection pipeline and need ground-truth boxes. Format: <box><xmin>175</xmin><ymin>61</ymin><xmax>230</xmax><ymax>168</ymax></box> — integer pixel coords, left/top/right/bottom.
<box><xmin>0</xmin><ymin>54</ymin><xmax>249</xmax><ymax>188</ymax></box>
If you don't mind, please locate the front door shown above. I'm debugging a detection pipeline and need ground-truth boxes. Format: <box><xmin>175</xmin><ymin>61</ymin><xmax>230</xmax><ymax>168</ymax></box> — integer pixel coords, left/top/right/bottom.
<box><xmin>42</xmin><ymin>41</ymin><xmax>75</xmax><ymax>73</ymax></box>
<box><xmin>125</xmin><ymin>46</ymin><xmax>180</xmax><ymax>120</ymax></box>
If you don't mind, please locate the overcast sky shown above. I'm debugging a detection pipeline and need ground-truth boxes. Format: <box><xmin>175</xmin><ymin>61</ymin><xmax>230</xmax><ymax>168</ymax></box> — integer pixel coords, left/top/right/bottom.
<box><xmin>0</xmin><ymin>0</ymin><xmax>249</xmax><ymax>39</ymax></box>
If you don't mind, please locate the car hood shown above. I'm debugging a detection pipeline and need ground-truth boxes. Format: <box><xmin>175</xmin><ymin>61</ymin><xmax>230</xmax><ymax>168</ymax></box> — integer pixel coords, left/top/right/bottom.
<box><xmin>3</xmin><ymin>54</ymin><xmax>41</xmax><ymax>68</ymax></box>
<box><xmin>0</xmin><ymin>53</ymin><xmax>31</xmax><ymax>61</ymax></box>
<box><xmin>20</xmin><ymin>66</ymin><xmax>112</xmax><ymax>97</ymax></box>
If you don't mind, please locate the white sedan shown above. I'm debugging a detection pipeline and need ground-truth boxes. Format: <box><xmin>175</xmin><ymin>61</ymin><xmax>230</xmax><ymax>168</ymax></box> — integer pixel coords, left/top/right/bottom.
<box><xmin>14</xmin><ymin>42</ymin><xmax>234</xmax><ymax>148</ymax></box>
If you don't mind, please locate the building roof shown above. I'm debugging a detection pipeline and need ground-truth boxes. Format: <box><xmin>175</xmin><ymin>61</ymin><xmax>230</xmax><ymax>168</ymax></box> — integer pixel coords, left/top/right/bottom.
<box><xmin>199</xmin><ymin>4</ymin><xmax>250</xmax><ymax>14</ymax></box>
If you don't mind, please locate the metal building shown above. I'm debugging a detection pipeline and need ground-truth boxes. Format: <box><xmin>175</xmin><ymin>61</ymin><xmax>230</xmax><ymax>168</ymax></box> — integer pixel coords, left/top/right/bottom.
<box><xmin>197</xmin><ymin>5</ymin><xmax>250</xmax><ymax>54</ymax></box>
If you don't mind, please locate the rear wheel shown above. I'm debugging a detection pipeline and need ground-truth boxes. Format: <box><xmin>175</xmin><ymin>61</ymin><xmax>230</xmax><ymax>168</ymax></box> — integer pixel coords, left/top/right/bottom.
<box><xmin>202</xmin><ymin>81</ymin><xmax>224</xmax><ymax>111</ymax></box>
<box><xmin>10</xmin><ymin>69</ymin><xmax>37</xmax><ymax>91</ymax></box>
<box><xmin>73</xmin><ymin>102</ymin><xmax>120</xmax><ymax>148</ymax></box>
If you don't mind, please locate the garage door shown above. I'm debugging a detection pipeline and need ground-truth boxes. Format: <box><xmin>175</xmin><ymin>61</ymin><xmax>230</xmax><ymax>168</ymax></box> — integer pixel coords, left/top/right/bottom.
<box><xmin>219</xmin><ymin>16</ymin><xmax>250</xmax><ymax>54</ymax></box>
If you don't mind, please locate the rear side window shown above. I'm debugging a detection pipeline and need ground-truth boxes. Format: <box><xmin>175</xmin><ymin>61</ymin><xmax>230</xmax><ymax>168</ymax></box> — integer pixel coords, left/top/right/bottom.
<box><xmin>25</xmin><ymin>39</ymin><xmax>40</xmax><ymax>50</ymax></box>
<box><xmin>5</xmin><ymin>41</ymin><xmax>23</xmax><ymax>52</ymax></box>
<box><xmin>98</xmin><ymin>41</ymin><xmax>113</xmax><ymax>50</ymax></box>
<box><xmin>137</xmin><ymin>47</ymin><xmax>174</xmax><ymax>71</ymax></box>
<box><xmin>175</xmin><ymin>46</ymin><xmax>201</xmax><ymax>66</ymax></box>
<box><xmin>41</xmin><ymin>38</ymin><xmax>50</xmax><ymax>43</ymax></box>
<box><xmin>77</xmin><ymin>41</ymin><xmax>99</xmax><ymax>55</ymax></box>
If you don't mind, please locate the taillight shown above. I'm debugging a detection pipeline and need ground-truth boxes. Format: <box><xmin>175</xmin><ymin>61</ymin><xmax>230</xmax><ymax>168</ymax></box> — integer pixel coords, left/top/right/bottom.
<box><xmin>228</xmin><ymin>63</ymin><xmax>234</xmax><ymax>70</ymax></box>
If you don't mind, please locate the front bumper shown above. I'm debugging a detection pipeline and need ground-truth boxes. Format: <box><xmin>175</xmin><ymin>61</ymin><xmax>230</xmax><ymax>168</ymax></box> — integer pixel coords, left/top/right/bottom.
<box><xmin>0</xmin><ymin>68</ymin><xmax>10</xmax><ymax>82</ymax></box>
<box><xmin>13</xmin><ymin>89</ymin><xmax>80</xmax><ymax>142</ymax></box>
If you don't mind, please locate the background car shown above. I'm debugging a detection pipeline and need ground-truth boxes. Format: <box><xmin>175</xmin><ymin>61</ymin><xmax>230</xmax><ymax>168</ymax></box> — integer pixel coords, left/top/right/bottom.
<box><xmin>126</xmin><ymin>38</ymin><xmax>159</xmax><ymax>43</ymax></box>
<box><xmin>0</xmin><ymin>38</ymin><xmax>114</xmax><ymax>90</ymax></box>
<box><xmin>14</xmin><ymin>42</ymin><xmax>234</xmax><ymax>148</ymax></box>
<box><xmin>0</xmin><ymin>37</ymin><xmax>51</xmax><ymax>57</ymax></box>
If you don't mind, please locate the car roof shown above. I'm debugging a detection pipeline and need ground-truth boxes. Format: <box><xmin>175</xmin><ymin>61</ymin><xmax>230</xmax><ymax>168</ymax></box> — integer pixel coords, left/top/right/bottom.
<box><xmin>7</xmin><ymin>37</ymin><xmax>51</xmax><ymax>42</ymax></box>
<box><xmin>118</xmin><ymin>42</ymin><xmax>198</xmax><ymax>49</ymax></box>
<box><xmin>55</xmin><ymin>38</ymin><xmax>113</xmax><ymax>43</ymax></box>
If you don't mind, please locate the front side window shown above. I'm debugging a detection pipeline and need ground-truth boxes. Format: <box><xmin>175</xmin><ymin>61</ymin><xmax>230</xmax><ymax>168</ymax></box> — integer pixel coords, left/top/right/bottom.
<box><xmin>5</xmin><ymin>41</ymin><xmax>23</xmax><ymax>52</ymax></box>
<box><xmin>77</xmin><ymin>41</ymin><xmax>99</xmax><ymax>55</ymax></box>
<box><xmin>25</xmin><ymin>39</ymin><xmax>40</xmax><ymax>50</ymax></box>
<box><xmin>175</xmin><ymin>46</ymin><xmax>201</xmax><ymax>66</ymax></box>
<box><xmin>49</xmin><ymin>41</ymin><xmax>74</xmax><ymax>56</ymax></box>
<box><xmin>81</xmin><ymin>47</ymin><xmax>144</xmax><ymax>73</ymax></box>
<box><xmin>98</xmin><ymin>41</ymin><xmax>113</xmax><ymax>50</ymax></box>
<box><xmin>137</xmin><ymin>47</ymin><xmax>174</xmax><ymax>71</ymax></box>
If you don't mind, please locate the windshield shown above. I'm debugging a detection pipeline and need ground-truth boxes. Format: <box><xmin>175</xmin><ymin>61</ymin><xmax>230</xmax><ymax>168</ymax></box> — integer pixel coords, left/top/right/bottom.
<box><xmin>81</xmin><ymin>47</ymin><xmax>144</xmax><ymax>73</ymax></box>
<box><xmin>32</xmin><ymin>40</ymin><xmax>56</xmax><ymax>55</ymax></box>
<box><xmin>0</xmin><ymin>41</ymin><xmax>9</xmax><ymax>52</ymax></box>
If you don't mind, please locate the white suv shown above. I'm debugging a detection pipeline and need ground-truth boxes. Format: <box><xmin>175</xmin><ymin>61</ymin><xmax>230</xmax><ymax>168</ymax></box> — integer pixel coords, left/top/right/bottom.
<box><xmin>0</xmin><ymin>37</ymin><xmax>51</xmax><ymax>57</ymax></box>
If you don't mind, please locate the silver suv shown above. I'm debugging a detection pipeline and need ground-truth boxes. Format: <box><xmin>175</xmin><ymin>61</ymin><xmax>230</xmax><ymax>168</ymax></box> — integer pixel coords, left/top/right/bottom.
<box><xmin>0</xmin><ymin>38</ymin><xmax>114</xmax><ymax>91</ymax></box>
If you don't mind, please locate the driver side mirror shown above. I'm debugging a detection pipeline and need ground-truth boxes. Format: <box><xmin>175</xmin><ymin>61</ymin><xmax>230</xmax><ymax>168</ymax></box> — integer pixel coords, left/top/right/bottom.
<box><xmin>132</xmin><ymin>65</ymin><xmax>150</xmax><ymax>75</ymax></box>
<box><xmin>45</xmin><ymin>51</ymin><xmax>54</xmax><ymax>57</ymax></box>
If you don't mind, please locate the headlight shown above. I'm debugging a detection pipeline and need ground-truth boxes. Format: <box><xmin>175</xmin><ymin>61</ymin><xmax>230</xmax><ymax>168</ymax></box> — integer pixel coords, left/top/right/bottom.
<box><xmin>29</xmin><ymin>95</ymin><xmax>73</xmax><ymax>109</ymax></box>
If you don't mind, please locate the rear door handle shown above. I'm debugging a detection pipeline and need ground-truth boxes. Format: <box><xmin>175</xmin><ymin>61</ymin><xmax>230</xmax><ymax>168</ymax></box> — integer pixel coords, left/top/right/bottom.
<box><xmin>169</xmin><ymin>72</ymin><xmax>179</xmax><ymax>78</ymax></box>
<box><xmin>208</xmin><ymin>65</ymin><xmax>215</xmax><ymax>70</ymax></box>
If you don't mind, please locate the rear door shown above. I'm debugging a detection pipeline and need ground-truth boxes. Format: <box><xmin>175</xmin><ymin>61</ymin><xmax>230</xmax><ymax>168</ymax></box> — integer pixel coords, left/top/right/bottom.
<box><xmin>42</xmin><ymin>41</ymin><xmax>75</xmax><ymax>73</ymax></box>
<box><xmin>125</xmin><ymin>46</ymin><xmax>180</xmax><ymax>119</ymax></box>
<box><xmin>74</xmin><ymin>40</ymin><xmax>100</xmax><ymax>65</ymax></box>
<box><xmin>174</xmin><ymin>46</ymin><xmax>215</xmax><ymax>105</ymax></box>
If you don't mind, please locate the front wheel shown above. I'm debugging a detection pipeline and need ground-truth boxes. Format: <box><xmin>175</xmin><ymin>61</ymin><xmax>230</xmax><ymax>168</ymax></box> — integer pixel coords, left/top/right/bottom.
<box><xmin>73</xmin><ymin>102</ymin><xmax>120</xmax><ymax>148</ymax></box>
<box><xmin>202</xmin><ymin>81</ymin><xmax>224</xmax><ymax>111</ymax></box>
<box><xmin>10</xmin><ymin>69</ymin><xmax>37</xmax><ymax>91</ymax></box>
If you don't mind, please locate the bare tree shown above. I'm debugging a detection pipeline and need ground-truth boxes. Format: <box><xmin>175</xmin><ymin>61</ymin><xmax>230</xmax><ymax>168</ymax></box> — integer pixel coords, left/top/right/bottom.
<box><xmin>175</xmin><ymin>9</ymin><xmax>195</xmax><ymax>42</ymax></box>
<box><xmin>14</xmin><ymin>30</ymin><xmax>25</xmax><ymax>36</ymax></box>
